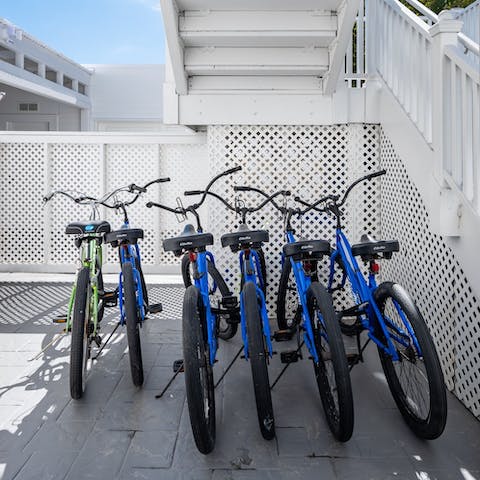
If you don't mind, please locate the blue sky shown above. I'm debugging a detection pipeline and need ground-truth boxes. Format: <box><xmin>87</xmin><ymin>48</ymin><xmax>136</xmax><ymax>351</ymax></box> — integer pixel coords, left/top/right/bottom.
<box><xmin>2</xmin><ymin>0</ymin><xmax>166</xmax><ymax>64</ymax></box>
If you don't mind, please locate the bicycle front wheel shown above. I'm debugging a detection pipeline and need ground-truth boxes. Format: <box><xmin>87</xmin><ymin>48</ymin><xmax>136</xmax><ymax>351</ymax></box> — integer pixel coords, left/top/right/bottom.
<box><xmin>307</xmin><ymin>282</ymin><xmax>354</xmax><ymax>442</ymax></box>
<box><xmin>183</xmin><ymin>285</ymin><xmax>216</xmax><ymax>454</ymax></box>
<box><xmin>373</xmin><ymin>282</ymin><xmax>447</xmax><ymax>439</ymax></box>
<box><xmin>122</xmin><ymin>262</ymin><xmax>144</xmax><ymax>387</ymax></box>
<box><xmin>70</xmin><ymin>266</ymin><xmax>91</xmax><ymax>400</ymax></box>
<box><xmin>243</xmin><ymin>281</ymin><xmax>275</xmax><ymax>440</ymax></box>
<box><xmin>182</xmin><ymin>254</ymin><xmax>238</xmax><ymax>340</ymax></box>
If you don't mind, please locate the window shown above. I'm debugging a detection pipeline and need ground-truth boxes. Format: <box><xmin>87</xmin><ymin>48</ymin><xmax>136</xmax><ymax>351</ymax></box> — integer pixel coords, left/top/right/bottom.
<box><xmin>18</xmin><ymin>103</ymin><xmax>39</xmax><ymax>112</ymax></box>
<box><xmin>78</xmin><ymin>82</ymin><xmax>86</xmax><ymax>95</ymax></box>
<box><xmin>24</xmin><ymin>57</ymin><xmax>39</xmax><ymax>75</ymax></box>
<box><xmin>63</xmin><ymin>75</ymin><xmax>73</xmax><ymax>89</ymax></box>
<box><xmin>0</xmin><ymin>45</ymin><xmax>15</xmax><ymax>65</ymax></box>
<box><xmin>45</xmin><ymin>67</ymin><xmax>57</xmax><ymax>82</ymax></box>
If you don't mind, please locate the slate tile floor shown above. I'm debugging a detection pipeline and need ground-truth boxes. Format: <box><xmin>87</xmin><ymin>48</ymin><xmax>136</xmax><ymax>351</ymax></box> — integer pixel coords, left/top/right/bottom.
<box><xmin>0</xmin><ymin>282</ymin><xmax>478</xmax><ymax>480</ymax></box>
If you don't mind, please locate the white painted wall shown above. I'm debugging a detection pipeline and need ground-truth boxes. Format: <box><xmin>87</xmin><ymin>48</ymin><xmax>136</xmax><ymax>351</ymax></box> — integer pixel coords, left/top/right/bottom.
<box><xmin>86</xmin><ymin>64</ymin><xmax>164</xmax><ymax>131</ymax></box>
<box><xmin>0</xmin><ymin>82</ymin><xmax>81</xmax><ymax>131</ymax></box>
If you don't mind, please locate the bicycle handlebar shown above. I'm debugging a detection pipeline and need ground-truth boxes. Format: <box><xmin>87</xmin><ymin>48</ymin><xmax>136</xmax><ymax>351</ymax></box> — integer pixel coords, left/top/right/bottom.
<box><xmin>295</xmin><ymin>169</ymin><xmax>387</xmax><ymax>215</ymax></box>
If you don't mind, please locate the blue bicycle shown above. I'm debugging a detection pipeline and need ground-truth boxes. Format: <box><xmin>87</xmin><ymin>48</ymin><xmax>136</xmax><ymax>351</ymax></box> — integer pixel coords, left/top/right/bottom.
<box><xmin>296</xmin><ymin>170</ymin><xmax>447</xmax><ymax>439</ymax></box>
<box><xmin>148</xmin><ymin>167</ymin><xmax>242</xmax><ymax>454</ymax></box>
<box><xmin>101</xmin><ymin>178</ymin><xmax>169</xmax><ymax>386</ymax></box>
<box><xmin>236</xmin><ymin>185</ymin><xmax>354</xmax><ymax>442</ymax></box>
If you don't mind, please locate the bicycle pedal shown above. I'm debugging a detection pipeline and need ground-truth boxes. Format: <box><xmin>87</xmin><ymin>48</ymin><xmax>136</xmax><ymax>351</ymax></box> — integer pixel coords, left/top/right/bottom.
<box><xmin>173</xmin><ymin>359</ymin><xmax>184</xmax><ymax>373</ymax></box>
<box><xmin>280</xmin><ymin>350</ymin><xmax>300</xmax><ymax>364</ymax></box>
<box><xmin>53</xmin><ymin>316</ymin><xmax>67</xmax><ymax>324</ymax></box>
<box><xmin>147</xmin><ymin>303</ymin><xmax>163</xmax><ymax>314</ymax></box>
<box><xmin>102</xmin><ymin>289</ymin><xmax>118</xmax><ymax>307</ymax></box>
<box><xmin>273</xmin><ymin>329</ymin><xmax>296</xmax><ymax>342</ymax></box>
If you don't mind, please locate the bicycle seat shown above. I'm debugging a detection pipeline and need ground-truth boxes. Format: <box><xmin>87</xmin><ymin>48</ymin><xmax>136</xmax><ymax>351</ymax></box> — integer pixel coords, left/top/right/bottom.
<box><xmin>351</xmin><ymin>234</ymin><xmax>399</xmax><ymax>260</ymax></box>
<box><xmin>65</xmin><ymin>220</ymin><xmax>111</xmax><ymax>235</ymax></box>
<box><xmin>221</xmin><ymin>223</ymin><xmax>269</xmax><ymax>252</ymax></box>
<box><xmin>163</xmin><ymin>224</ymin><xmax>214</xmax><ymax>256</ymax></box>
<box><xmin>283</xmin><ymin>239</ymin><xmax>331</xmax><ymax>261</ymax></box>
<box><xmin>105</xmin><ymin>228</ymin><xmax>144</xmax><ymax>246</ymax></box>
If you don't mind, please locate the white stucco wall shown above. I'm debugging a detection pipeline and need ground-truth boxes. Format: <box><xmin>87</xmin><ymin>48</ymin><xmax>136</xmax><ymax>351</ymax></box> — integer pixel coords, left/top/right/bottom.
<box><xmin>85</xmin><ymin>64</ymin><xmax>164</xmax><ymax>131</ymax></box>
<box><xmin>0</xmin><ymin>82</ymin><xmax>81</xmax><ymax>131</ymax></box>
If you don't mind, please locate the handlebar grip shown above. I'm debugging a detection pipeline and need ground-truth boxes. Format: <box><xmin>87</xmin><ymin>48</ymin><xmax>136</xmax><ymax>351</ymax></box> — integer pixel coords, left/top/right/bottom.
<box><xmin>43</xmin><ymin>193</ymin><xmax>53</xmax><ymax>203</ymax></box>
<box><xmin>233</xmin><ymin>186</ymin><xmax>250</xmax><ymax>192</ymax></box>
<box><xmin>369</xmin><ymin>169</ymin><xmax>386</xmax><ymax>179</ymax></box>
<box><xmin>146</xmin><ymin>202</ymin><xmax>153</xmax><ymax>208</ymax></box>
<box><xmin>283</xmin><ymin>190</ymin><xmax>291</xmax><ymax>196</ymax></box>
<box><xmin>225</xmin><ymin>166</ymin><xmax>242</xmax><ymax>175</ymax></box>
<box><xmin>157</xmin><ymin>177</ymin><xmax>171</xmax><ymax>183</ymax></box>
<box><xmin>184</xmin><ymin>190</ymin><xmax>204</xmax><ymax>196</ymax></box>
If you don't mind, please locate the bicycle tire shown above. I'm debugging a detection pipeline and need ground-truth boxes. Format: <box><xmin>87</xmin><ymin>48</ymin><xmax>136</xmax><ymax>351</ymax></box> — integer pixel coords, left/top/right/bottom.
<box><xmin>276</xmin><ymin>258</ymin><xmax>302</xmax><ymax>330</ymax></box>
<box><xmin>70</xmin><ymin>266</ymin><xmax>91</xmax><ymax>400</ymax></box>
<box><xmin>307</xmin><ymin>282</ymin><xmax>354</xmax><ymax>442</ymax></box>
<box><xmin>373</xmin><ymin>282</ymin><xmax>447</xmax><ymax>439</ymax></box>
<box><xmin>183</xmin><ymin>285</ymin><xmax>216</xmax><ymax>454</ymax></box>
<box><xmin>181</xmin><ymin>254</ymin><xmax>238</xmax><ymax>340</ymax></box>
<box><xmin>243</xmin><ymin>281</ymin><xmax>275</xmax><ymax>440</ymax></box>
<box><xmin>135</xmin><ymin>256</ymin><xmax>149</xmax><ymax>307</ymax></box>
<box><xmin>122</xmin><ymin>261</ymin><xmax>144</xmax><ymax>386</ymax></box>
<box><xmin>240</xmin><ymin>248</ymin><xmax>267</xmax><ymax>296</ymax></box>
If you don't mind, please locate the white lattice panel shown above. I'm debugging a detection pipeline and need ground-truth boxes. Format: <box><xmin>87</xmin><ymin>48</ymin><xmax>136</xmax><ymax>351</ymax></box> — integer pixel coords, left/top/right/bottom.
<box><xmin>206</xmin><ymin>125</ymin><xmax>381</xmax><ymax>312</ymax></box>
<box><xmin>0</xmin><ymin>143</ymin><xmax>46</xmax><ymax>264</ymax></box>
<box><xmin>380</xmin><ymin>130</ymin><xmax>480</xmax><ymax>417</ymax></box>
<box><xmin>104</xmin><ymin>144</ymin><xmax>161</xmax><ymax>266</ymax></box>
<box><xmin>49</xmin><ymin>144</ymin><xmax>103</xmax><ymax>264</ymax></box>
<box><xmin>157</xmin><ymin>144</ymin><xmax>209</xmax><ymax>265</ymax></box>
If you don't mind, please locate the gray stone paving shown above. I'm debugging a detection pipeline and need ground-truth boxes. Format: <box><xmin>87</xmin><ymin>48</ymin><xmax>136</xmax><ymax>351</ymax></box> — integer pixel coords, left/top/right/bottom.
<box><xmin>0</xmin><ymin>283</ymin><xmax>479</xmax><ymax>480</ymax></box>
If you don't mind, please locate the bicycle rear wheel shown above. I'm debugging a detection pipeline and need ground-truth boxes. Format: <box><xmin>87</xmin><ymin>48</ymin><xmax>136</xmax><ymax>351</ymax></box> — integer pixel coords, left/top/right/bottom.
<box><xmin>122</xmin><ymin>261</ymin><xmax>144</xmax><ymax>386</ymax></box>
<box><xmin>243</xmin><ymin>281</ymin><xmax>275</xmax><ymax>440</ymax></box>
<box><xmin>307</xmin><ymin>282</ymin><xmax>354</xmax><ymax>442</ymax></box>
<box><xmin>183</xmin><ymin>285</ymin><xmax>216</xmax><ymax>454</ymax></box>
<box><xmin>182</xmin><ymin>254</ymin><xmax>238</xmax><ymax>340</ymax></box>
<box><xmin>70</xmin><ymin>267</ymin><xmax>91</xmax><ymax>400</ymax></box>
<box><xmin>373</xmin><ymin>282</ymin><xmax>447</xmax><ymax>439</ymax></box>
<box><xmin>276</xmin><ymin>259</ymin><xmax>302</xmax><ymax>330</ymax></box>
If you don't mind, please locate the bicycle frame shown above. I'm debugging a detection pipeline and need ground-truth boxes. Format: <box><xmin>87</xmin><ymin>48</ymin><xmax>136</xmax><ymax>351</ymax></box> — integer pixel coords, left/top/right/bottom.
<box><xmin>282</xmin><ymin>230</ymin><xmax>321</xmax><ymax>364</ymax></box>
<box><xmin>190</xmin><ymin>250</ymin><xmax>217</xmax><ymax>365</ymax></box>
<box><xmin>66</xmin><ymin>236</ymin><xmax>102</xmax><ymax>335</ymax></box>
<box><xmin>116</xmin><ymin>218</ymin><xmax>146</xmax><ymax>325</ymax></box>
<box><xmin>328</xmin><ymin>228</ymin><xmax>421</xmax><ymax>361</ymax></box>
<box><xmin>239</xmin><ymin>249</ymin><xmax>273</xmax><ymax>360</ymax></box>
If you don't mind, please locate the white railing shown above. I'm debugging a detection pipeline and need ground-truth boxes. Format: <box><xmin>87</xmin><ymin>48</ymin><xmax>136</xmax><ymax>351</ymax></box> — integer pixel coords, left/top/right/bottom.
<box><xmin>369</xmin><ymin>0</ymin><xmax>480</xmax><ymax>216</ymax></box>
<box><xmin>369</xmin><ymin>0</ymin><xmax>433</xmax><ymax>142</ymax></box>
<box><xmin>345</xmin><ymin>0</ymin><xmax>367</xmax><ymax>88</ymax></box>
<box><xmin>456</xmin><ymin>0</ymin><xmax>480</xmax><ymax>43</ymax></box>
<box><xmin>442</xmin><ymin>45</ymin><xmax>480</xmax><ymax>212</ymax></box>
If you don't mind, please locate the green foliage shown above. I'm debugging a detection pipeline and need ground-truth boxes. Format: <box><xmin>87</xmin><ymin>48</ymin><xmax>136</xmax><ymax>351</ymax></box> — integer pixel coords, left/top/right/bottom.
<box><xmin>422</xmin><ymin>0</ymin><xmax>475</xmax><ymax>13</ymax></box>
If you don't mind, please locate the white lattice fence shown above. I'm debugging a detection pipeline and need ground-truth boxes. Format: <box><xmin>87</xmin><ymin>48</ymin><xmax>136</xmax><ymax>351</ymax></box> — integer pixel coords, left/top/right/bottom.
<box><xmin>380</xmin><ymin>129</ymin><xmax>480</xmax><ymax>417</ymax></box>
<box><xmin>206</xmin><ymin>124</ymin><xmax>382</xmax><ymax>313</ymax></box>
<box><xmin>0</xmin><ymin>136</ymin><xmax>207</xmax><ymax>271</ymax></box>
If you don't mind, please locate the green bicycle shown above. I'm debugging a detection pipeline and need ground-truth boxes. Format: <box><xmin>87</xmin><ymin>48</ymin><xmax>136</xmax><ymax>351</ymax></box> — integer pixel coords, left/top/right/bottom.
<box><xmin>44</xmin><ymin>190</ymin><xmax>111</xmax><ymax>399</ymax></box>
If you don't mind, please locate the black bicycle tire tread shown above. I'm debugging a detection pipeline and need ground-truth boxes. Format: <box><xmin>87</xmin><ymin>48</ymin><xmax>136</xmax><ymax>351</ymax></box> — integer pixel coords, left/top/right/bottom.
<box><xmin>183</xmin><ymin>285</ymin><xmax>216</xmax><ymax>454</ymax></box>
<box><xmin>243</xmin><ymin>281</ymin><xmax>275</xmax><ymax>440</ymax></box>
<box><xmin>70</xmin><ymin>267</ymin><xmax>90</xmax><ymax>400</ymax></box>
<box><xmin>373</xmin><ymin>282</ymin><xmax>447</xmax><ymax>439</ymax></box>
<box><xmin>123</xmin><ymin>262</ymin><xmax>144</xmax><ymax>387</ymax></box>
<box><xmin>307</xmin><ymin>282</ymin><xmax>354</xmax><ymax>442</ymax></box>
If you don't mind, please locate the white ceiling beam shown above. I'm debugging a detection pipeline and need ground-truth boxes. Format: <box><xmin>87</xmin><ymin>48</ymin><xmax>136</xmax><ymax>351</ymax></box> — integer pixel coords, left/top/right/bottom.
<box><xmin>180</xmin><ymin>31</ymin><xmax>336</xmax><ymax>48</ymax></box>
<box><xmin>323</xmin><ymin>0</ymin><xmax>362</xmax><ymax>95</ymax></box>
<box><xmin>189</xmin><ymin>75</ymin><xmax>323</xmax><ymax>92</ymax></box>
<box><xmin>184</xmin><ymin>47</ymin><xmax>329</xmax><ymax>75</ymax></box>
<box><xmin>176</xmin><ymin>0</ymin><xmax>343</xmax><ymax>10</ymax></box>
<box><xmin>159</xmin><ymin>0</ymin><xmax>188</xmax><ymax>95</ymax></box>
<box><xmin>180</xmin><ymin>10</ymin><xmax>336</xmax><ymax>32</ymax></box>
